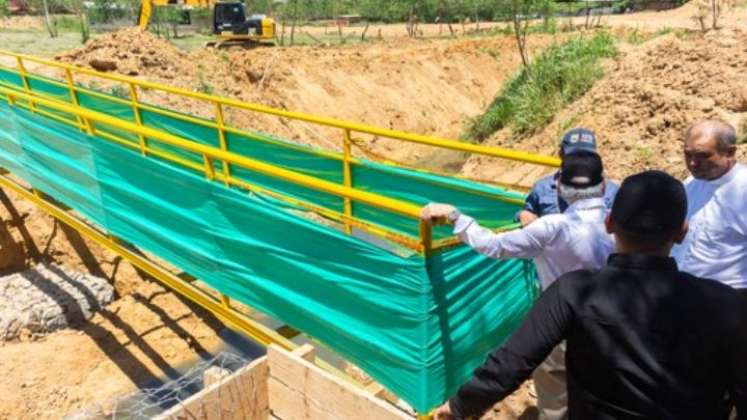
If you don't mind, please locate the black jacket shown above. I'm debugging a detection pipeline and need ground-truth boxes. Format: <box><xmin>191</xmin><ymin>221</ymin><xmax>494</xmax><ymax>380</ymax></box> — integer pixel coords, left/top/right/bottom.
<box><xmin>449</xmin><ymin>254</ymin><xmax>747</xmax><ymax>420</ymax></box>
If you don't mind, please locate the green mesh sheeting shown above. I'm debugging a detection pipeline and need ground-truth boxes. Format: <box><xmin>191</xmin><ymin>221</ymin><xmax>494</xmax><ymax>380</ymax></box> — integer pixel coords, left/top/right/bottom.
<box><xmin>0</xmin><ymin>71</ymin><xmax>538</xmax><ymax>412</ymax></box>
<box><xmin>0</xmin><ymin>68</ymin><xmax>525</xmax><ymax>239</ymax></box>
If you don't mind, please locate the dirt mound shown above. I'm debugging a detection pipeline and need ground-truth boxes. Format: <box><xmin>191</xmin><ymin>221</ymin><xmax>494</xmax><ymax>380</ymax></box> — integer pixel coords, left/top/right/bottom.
<box><xmin>55</xmin><ymin>27</ymin><xmax>190</xmax><ymax>78</ymax></box>
<box><xmin>463</xmin><ymin>30</ymin><xmax>747</xmax><ymax>185</ymax></box>
<box><xmin>0</xmin><ymin>186</ymin><xmax>225</xmax><ymax>419</ymax></box>
<box><xmin>50</xmin><ymin>28</ymin><xmax>558</xmax><ymax>162</ymax></box>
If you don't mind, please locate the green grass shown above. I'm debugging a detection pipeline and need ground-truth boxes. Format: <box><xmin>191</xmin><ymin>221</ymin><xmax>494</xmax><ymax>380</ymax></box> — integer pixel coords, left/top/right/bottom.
<box><xmin>0</xmin><ymin>28</ymin><xmax>100</xmax><ymax>57</ymax></box>
<box><xmin>465</xmin><ymin>31</ymin><xmax>617</xmax><ymax>141</ymax></box>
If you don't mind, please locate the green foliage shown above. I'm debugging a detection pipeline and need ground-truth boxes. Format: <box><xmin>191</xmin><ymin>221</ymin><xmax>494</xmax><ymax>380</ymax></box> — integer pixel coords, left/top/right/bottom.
<box><xmin>466</xmin><ymin>31</ymin><xmax>617</xmax><ymax>141</ymax></box>
<box><xmin>55</xmin><ymin>15</ymin><xmax>81</xmax><ymax>31</ymax></box>
<box><xmin>0</xmin><ymin>0</ymin><xmax>9</xmax><ymax>17</ymax></box>
<box><xmin>87</xmin><ymin>0</ymin><xmax>129</xmax><ymax>23</ymax></box>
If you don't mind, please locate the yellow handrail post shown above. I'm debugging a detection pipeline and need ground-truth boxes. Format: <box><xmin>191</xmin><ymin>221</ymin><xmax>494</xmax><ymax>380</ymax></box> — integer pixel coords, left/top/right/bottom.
<box><xmin>63</xmin><ymin>69</ymin><xmax>93</xmax><ymax>134</ymax></box>
<box><xmin>220</xmin><ymin>294</ymin><xmax>231</xmax><ymax>309</ymax></box>
<box><xmin>15</xmin><ymin>56</ymin><xmax>36</xmax><ymax>113</ymax></box>
<box><xmin>214</xmin><ymin>102</ymin><xmax>231</xmax><ymax>186</ymax></box>
<box><xmin>128</xmin><ymin>82</ymin><xmax>148</xmax><ymax>156</ymax></box>
<box><xmin>203</xmin><ymin>154</ymin><xmax>216</xmax><ymax>180</ymax></box>
<box><xmin>419</xmin><ymin>219</ymin><xmax>433</xmax><ymax>257</ymax></box>
<box><xmin>5</xmin><ymin>90</ymin><xmax>15</xmax><ymax>106</ymax></box>
<box><xmin>342</xmin><ymin>128</ymin><xmax>354</xmax><ymax>235</ymax></box>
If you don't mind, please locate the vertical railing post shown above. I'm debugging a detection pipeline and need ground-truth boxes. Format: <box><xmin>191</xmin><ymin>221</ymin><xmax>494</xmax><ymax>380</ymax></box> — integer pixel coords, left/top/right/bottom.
<box><xmin>128</xmin><ymin>82</ymin><xmax>148</xmax><ymax>156</ymax></box>
<box><xmin>202</xmin><ymin>154</ymin><xmax>215</xmax><ymax>180</ymax></box>
<box><xmin>64</xmin><ymin>69</ymin><xmax>93</xmax><ymax>134</ymax></box>
<box><xmin>214</xmin><ymin>102</ymin><xmax>231</xmax><ymax>186</ymax></box>
<box><xmin>220</xmin><ymin>294</ymin><xmax>231</xmax><ymax>309</ymax></box>
<box><xmin>342</xmin><ymin>128</ymin><xmax>354</xmax><ymax>235</ymax></box>
<box><xmin>419</xmin><ymin>219</ymin><xmax>433</xmax><ymax>257</ymax></box>
<box><xmin>15</xmin><ymin>57</ymin><xmax>36</xmax><ymax>112</ymax></box>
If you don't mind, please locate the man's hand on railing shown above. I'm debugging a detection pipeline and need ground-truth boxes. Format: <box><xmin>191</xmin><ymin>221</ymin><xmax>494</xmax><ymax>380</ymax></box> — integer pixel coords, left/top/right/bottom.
<box><xmin>420</xmin><ymin>203</ymin><xmax>460</xmax><ymax>225</ymax></box>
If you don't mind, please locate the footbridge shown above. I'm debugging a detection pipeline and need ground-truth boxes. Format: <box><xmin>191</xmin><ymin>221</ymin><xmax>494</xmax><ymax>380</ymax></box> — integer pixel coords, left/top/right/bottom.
<box><xmin>0</xmin><ymin>50</ymin><xmax>560</xmax><ymax>416</ymax></box>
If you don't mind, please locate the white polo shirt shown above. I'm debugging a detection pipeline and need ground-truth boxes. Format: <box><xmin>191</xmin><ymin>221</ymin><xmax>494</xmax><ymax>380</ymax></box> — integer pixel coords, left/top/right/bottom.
<box><xmin>453</xmin><ymin>197</ymin><xmax>614</xmax><ymax>291</ymax></box>
<box><xmin>672</xmin><ymin>163</ymin><xmax>747</xmax><ymax>289</ymax></box>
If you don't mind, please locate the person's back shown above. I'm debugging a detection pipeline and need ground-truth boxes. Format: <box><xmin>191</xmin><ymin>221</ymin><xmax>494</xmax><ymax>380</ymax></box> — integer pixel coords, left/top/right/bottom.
<box><xmin>564</xmin><ymin>255</ymin><xmax>745</xmax><ymax>419</ymax></box>
<box><xmin>434</xmin><ymin>171</ymin><xmax>747</xmax><ymax>420</ymax></box>
<box><xmin>519</xmin><ymin>202</ymin><xmax>612</xmax><ymax>290</ymax></box>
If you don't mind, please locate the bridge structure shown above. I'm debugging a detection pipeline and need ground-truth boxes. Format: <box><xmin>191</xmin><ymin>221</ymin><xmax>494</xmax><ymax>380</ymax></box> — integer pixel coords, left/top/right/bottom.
<box><xmin>0</xmin><ymin>50</ymin><xmax>560</xmax><ymax>417</ymax></box>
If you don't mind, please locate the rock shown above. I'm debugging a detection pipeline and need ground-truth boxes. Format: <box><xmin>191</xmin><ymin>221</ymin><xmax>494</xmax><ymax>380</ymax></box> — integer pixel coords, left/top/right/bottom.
<box><xmin>0</xmin><ymin>264</ymin><xmax>115</xmax><ymax>341</ymax></box>
<box><xmin>88</xmin><ymin>59</ymin><xmax>117</xmax><ymax>72</ymax></box>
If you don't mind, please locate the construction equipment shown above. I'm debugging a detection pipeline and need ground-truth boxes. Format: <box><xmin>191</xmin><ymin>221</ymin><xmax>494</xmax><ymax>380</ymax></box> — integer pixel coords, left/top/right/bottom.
<box><xmin>137</xmin><ymin>0</ymin><xmax>214</xmax><ymax>31</ymax></box>
<box><xmin>137</xmin><ymin>0</ymin><xmax>275</xmax><ymax>47</ymax></box>
<box><xmin>208</xmin><ymin>2</ymin><xmax>275</xmax><ymax>47</ymax></box>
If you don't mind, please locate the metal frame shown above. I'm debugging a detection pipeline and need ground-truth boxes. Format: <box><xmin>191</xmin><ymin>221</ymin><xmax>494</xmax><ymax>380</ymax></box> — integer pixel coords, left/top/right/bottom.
<box><xmin>0</xmin><ymin>52</ymin><xmax>562</xmax><ymax>419</ymax></box>
<box><xmin>0</xmin><ymin>51</ymin><xmax>556</xmax><ymax>253</ymax></box>
<box><xmin>0</xmin><ymin>51</ymin><xmax>560</xmax><ymax>255</ymax></box>
<box><xmin>0</xmin><ymin>172</ymin><xmax>371</xmax><ymax>390</ymax></box>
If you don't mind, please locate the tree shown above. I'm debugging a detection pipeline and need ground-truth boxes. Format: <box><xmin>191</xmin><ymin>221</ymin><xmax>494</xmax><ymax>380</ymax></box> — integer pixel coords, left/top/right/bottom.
<box><xmin>692</xmin><ymin>0</ymin><xmax>734</xmax><ymax>31</ymax></box>
<box><xmin>40</xmin><ymin>0</ymin><xmax>59</xmax><ymax>38</ymax></box>
<box><xmin>496</xmin><ymin>0</ymin><xmax>552</xmax><ymax>69</ymax></box>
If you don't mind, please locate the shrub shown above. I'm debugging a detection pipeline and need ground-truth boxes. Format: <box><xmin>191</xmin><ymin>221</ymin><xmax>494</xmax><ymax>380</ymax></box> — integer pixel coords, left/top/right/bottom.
<box><xmin>465</xmin><ymin>31</ymin><xmax>617</xmax><ymax>141</ymax></box>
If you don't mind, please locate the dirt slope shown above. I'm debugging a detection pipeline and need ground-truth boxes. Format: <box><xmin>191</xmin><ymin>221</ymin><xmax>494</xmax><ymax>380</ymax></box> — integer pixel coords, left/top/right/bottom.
<box><xmin>0</xmin><ymin>185</ymin><xmax>226</xmax><ymax>419</ymax></box>
<box><xmin>463</xmin><ymin>29</ymin><xmax>747</xmax><ymax>184</ymax></box>
<box><xmin>53</xmin><ymin>27</ymin><xmax>558</xmax><ymax>165</ymax></box>
<box><xmin>1</xmin><ymin>29</ymin><xmax>557</xmax><ymax>418</ymax></box>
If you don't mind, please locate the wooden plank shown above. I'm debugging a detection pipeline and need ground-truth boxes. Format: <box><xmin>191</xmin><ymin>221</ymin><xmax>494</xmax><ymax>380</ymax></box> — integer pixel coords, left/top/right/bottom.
<box><xmin>156</xmin><ymin>356</ymin><xmax>269</xmax><ymax>420</ymax></box>
<box><xmin>267</xmin><ymin>345</ymin><xmax>410</xmax><ymax>420</ymax></box>
<box><xmin>292</xmin><ymin>343</ymin><xmax>316</xmax><ymax>362</ymax></box>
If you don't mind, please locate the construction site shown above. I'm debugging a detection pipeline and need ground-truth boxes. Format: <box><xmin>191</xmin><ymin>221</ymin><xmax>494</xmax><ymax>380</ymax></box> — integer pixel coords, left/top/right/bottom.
<box><xmin>1</xmin><ymin>0</ymin><xmax>747</xmax><ymax>418</ymax></box>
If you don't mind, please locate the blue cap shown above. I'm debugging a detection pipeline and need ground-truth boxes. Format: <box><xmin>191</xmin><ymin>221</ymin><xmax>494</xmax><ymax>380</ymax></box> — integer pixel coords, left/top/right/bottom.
<box><xmin>560</xmin><ymin>128</ymin><xmax>598</xmax><ymax>155</ymax></box>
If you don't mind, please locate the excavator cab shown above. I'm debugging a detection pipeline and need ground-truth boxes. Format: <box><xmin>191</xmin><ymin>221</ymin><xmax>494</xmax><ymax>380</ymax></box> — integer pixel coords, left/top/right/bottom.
<box><xmin>212</xmin><ymin>2</ymin><xmax>275</xmax><ymax>40</ymax></box>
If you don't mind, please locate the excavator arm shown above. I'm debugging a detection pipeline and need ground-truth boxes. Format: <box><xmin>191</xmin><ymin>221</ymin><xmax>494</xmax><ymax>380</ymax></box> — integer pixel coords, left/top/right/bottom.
<box><xmin>137</xmin><ymin>0</ymin><xmax>153</xmax><ymax>31</ymax></box>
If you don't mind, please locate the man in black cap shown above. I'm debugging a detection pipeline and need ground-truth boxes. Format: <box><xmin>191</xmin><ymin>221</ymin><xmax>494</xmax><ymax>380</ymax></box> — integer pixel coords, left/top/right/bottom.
<box><xmin>432</xmin><ymin>170</ymin><xmax>747</xmax><ymax>420</ymax></box>
<box><xmin>517</xmin><ymin>128</ymin><xmax>619</xmax><ymax>227</ymax></box>
<box><xmin>422</xmin><ymin>152</ymin><xmax>614</xmax><ymax>420</ymax></box>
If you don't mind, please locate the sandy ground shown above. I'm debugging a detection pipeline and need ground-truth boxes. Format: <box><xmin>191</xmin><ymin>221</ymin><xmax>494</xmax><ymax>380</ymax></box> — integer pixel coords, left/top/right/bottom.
<box><xmin>463</xmin><ymin>27</ymin><xmax>747</xmax><ymax>185</ymax></box>
<box><xmin>48</xmin><ymin>27</ymin><xmax>560</xmax><ymax>171</ymax></box>
<box><xmin>2</xmin><ymin>3</ymin><xmax>747</xmax><ymax>419</ymax></box>
<box><xmin>0</xmin><ymin>185</ymin><xmax>227</xmax><ymax>419</ymax></box>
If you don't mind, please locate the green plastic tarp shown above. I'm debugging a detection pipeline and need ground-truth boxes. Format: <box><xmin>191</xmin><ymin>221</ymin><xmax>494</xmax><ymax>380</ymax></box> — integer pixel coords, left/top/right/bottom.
<box><xmin>0</xmin><ymin>73</ymin><xmax>538</xmax><ymax>412</ymax></box>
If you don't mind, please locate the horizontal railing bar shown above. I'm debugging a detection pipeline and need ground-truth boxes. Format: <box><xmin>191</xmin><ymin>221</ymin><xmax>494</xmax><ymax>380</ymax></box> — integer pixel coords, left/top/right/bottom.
<box><xmin>0</xmin><ymin>85</ymin><xmax>424</xmax><ymax>220</ymax></box>
<box><xmin>0</xmin><ymin>69</ymin><xmax>530</xmax><ymax>203</ymax></box>
<box><xmin>0</xmin><ymin>50</ymin><xmax>560</xmax><ymax>168</ymax></box>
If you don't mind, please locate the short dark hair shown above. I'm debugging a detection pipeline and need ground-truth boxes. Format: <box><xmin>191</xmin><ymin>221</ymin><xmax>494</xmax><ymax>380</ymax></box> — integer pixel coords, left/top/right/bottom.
<box><xmin>610</xmin><ymin>170</ymin><xmax>687</xmax><ymax>246</ymax></box>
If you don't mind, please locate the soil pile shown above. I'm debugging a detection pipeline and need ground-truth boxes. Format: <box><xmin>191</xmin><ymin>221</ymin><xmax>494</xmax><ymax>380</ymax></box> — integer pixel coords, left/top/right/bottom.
<box><xmin>464</xmin><ymin>29</ymin><xmax>747</xmax><ymax>185</ymax></box>
<box><xmin>55</xmin><ymin>27</ymin><xmax>190</xmax><ymax>79</ymax></box>
<box><xmin>53</xmin><ymin>27</ymin><xmax>558</xmax><ymax>158</ymax></box>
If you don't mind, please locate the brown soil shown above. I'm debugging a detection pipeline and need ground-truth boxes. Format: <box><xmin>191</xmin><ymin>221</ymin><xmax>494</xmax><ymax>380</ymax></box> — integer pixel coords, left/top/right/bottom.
<box><xmin>0</xmin><ymin>185</ymin><xmax>226</xmax><ymax>419</ymax></box>
<box><xmin>463</xmin><ymin>29</ymin><xmax>747</xmax><ymax>185</ymax></box>
<box><xmin>5</xmin><ymin>5</ymin><xmax>747</xmax><ymax>418</ymax></box>
<box><xmin>0</xmin><ymin>15</ymin><xmax>43</xmax><ymax>30</ymax></box>
<box><xmin>53</xmin><ymin>27</ymin><xmax>558</xmax><ymax>165</ymax></box>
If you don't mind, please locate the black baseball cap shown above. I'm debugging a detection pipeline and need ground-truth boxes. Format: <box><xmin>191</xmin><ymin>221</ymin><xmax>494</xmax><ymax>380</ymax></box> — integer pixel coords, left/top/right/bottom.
<box><xmin>561</xmin><ymin>128</ymin><xmax>598</xmax><ymax>155</ymax></box>
<box><xmin>559</xmin><ymin>152</ymin><xmax>604</xmax><ymax>188</ymax></box>
<box><xmin>610</xmin><ymin>170</ymin><xmax>687</xmax><ymax>236</ymax></box>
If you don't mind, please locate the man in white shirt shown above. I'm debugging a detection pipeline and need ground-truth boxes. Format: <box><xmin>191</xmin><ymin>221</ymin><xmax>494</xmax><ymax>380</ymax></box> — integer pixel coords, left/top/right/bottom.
<box><xmin>672</xmin><ymin>120</ymin><xmax>747</xmax><ymax>300</ymax></box>
<box><xmin>421</xmin><ymin>152</ymin><xmax>614</xmax><ymax>420</ymax></box>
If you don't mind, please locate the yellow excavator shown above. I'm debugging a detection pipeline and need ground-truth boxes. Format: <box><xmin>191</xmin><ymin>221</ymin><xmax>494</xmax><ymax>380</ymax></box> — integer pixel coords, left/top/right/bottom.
<box><xmin>138</xmin><ymin>0</ymin><xmax>276</xmax><ymax>47</ymax></box>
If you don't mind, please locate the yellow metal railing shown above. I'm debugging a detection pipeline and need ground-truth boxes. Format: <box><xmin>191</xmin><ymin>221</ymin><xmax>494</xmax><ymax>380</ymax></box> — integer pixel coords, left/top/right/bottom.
<box><xmin>0</xmin><ymin>50</ymin><xmax>560</xmax><ymax>255</ymax></box>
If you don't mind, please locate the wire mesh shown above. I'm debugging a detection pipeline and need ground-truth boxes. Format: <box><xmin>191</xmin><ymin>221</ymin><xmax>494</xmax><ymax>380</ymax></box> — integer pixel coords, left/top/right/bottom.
<box><xmin>66</xmin><ymin>352</ymin><xmax>251</xmax><ymax>420</ymax></box>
